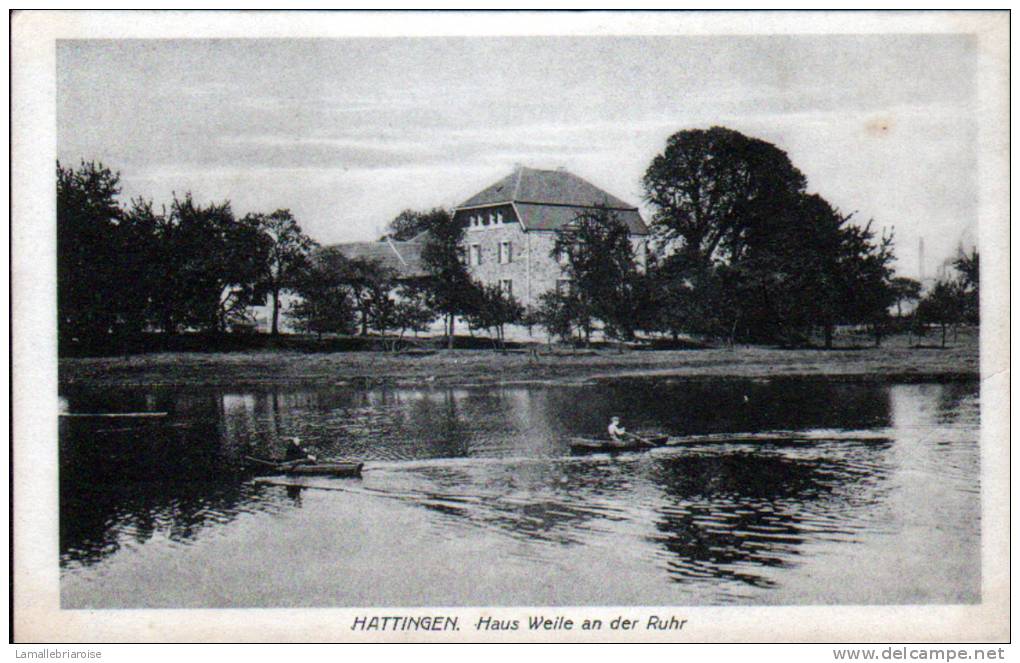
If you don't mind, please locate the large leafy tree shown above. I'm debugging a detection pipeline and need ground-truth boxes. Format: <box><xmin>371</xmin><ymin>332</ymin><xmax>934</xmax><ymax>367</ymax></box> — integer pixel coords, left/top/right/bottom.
<box><xmin>642</xmin><ymin>126</ymin><xmax>808</xmax><ymax>266</ymax></box>
<box><xmin>642</xmin><ymin>129</ymin><xmax>899</xmax><ymax>347</ymax></box>
<box><xmin>552</xmin><ymin>206</ymin><xmax>642</xmax><ymax>343</ymax></box>
<box><xmin>647</xmin><ymin>253</ymin><xmax>737</xmax><ymax>342</ymax></box>
<box><xmin>117</xmin><ymin>197</ymin><xmax>167</xmax><ymax>334</ymax></box>
<box><xmin>153</xmin><ymin>194</ymin><xmax>268</xmax><ymax>333</ymax></box>
<box><xmin>57</xmin><ymin>160</ymin><xmax>127</xmax><ymax>346</ymax></box>
<box><xmin>288</xmin><ymin>247</ymin><xmax>358</xmax><ymax>337</ymax></box>
<box><xmin>248</xmin><ymin>209</ymin><xmax>317</xmax><ymax>336</ymax></box>
<box><xmin>339</xmin><ymin>256</ymin><xmax>399</xmax><ymax>336</ymax></box>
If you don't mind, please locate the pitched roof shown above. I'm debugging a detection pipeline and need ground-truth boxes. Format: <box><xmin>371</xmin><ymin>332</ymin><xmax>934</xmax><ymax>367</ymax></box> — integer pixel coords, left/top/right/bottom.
<box><xmin>459</xmin><ymin>166</ymin><xmax>637</xmax><ymax>210</ymax></box>
<box><xmin>515</xmin><ymin>203</ymin><xmax>648</xmax><ymax>236</ymax></box>
<box><xmin>324</xmin><ymin>238</ymin><xmax>426</xmax><ymax>278</ymax></box>
<box><xmin>457</xmin><ymin>166</ymin><xmax>648</xmax><ymax>235</ymax></box>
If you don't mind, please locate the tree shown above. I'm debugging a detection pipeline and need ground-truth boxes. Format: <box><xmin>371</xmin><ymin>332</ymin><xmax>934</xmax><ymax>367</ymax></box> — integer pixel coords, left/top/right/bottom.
<box><xmin>530</xmin><ymin>290</ymin><xmax>586</xmax><ymax>346</ymax></box>
<box><xmin>390</xmin><ymin>282</ymin><xmax>437</xmax><ymax>343</ymax></box>
<box><xmin>834</xmin><ymin>221</ymin><xmax>897</xmax><ymax>346</ymax></box>
<box><xmin>418</xmin><ymin>208</ymin><xmax>478</xmax><ymax>348</ymax></box>
<box><xmin>288</xmin><ymin>247</ymin><xmax>358</xmax><ymax>337</ymax></box>
<box><xmin>916</xmin><ymin>279</ymin><xmax>964</xmax><ymax>348</ymax></box>
<box><xmin>552</xmin><ymin>206</ymin><xmax>642</xmax><ymax>343</ymax></box>
<box><xmin>465</xmin><ymin>284</ymin><xmax>525</xmax><ymax>351</ymax></box>
<box><xmin>249</xmin><ymin>209</ymin><xmax>317</xmax><ymax>336</ymax></box>
<box><xmin>152</xmin><ymin>194</ymin><xmax>268</xmax><ymax>333</ymax></box>
<box><xmin>953</xmin><ymin>248</ymin><xmax>979</xmax><ymax>324</ymax></box>
<box><xmin>642</xmin><ymin>126</ymin><xmax>808</xmax><ymax>267</ymax></box>
<box><xmin>890</xmin><ymin>277</ymin><xmax>923</xmax><ymax>318</ymax></box>
<box><xmin>337</xmin><ymin>256</ymin><xmax>398</xmax><ymax>336</ymax></box>
<box><xmin>118</xmin><ymin>197</ymin><xmax>168</xmax><ymax>334</ymax></box>
<box><xmin>383</xmin><ymin>207</ymin><xmax>450</xmax><ymax>241</ymax></box>
<box><xmin>913</xmin><ymin>248</ymin><xmax>979</xmax><ymax>347</ymax></box>
<box><xmin>57</xmin><ymin>160</ymin><xmax>126</xmax><ymax>346</ymax></box>
<box><xmin>647</xmin><ymin>253</ymin><xmax>737</xmax><ymax>342</ymax></box>
<box><xmin>642</xmin><ymin>134</ymin><xmax>899</xmax><ymax>348</ymax></box>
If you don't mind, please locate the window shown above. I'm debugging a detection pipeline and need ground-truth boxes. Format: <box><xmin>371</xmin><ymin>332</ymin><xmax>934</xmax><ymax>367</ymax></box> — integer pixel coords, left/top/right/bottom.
<box><xmin>482</xmin><ymin>213</ymin><xmax>490</xmax><ymax>227</ymax></box>
<box><xmin>500</xmin><ymin>279</ymin><xmax>513</xmax><ymax>296</ymax></box>
<box><xmin>458</xmin><ymin>246</ymin><xmax>468</xmax><ymax>265</ymax></box>
<box><xmin>556</xmin><ymin>247</ymin><xmax>569</xmax><ymax>266</ymax></box>
<box><xmin>470</xmin><ymin>244</ymin><xmax>482</xmax><ymax>266</ymax></box>
<box><xmin>499</xmin><ymin>241</ymin><xmax>513</xmax><ymax>264</ymax></box>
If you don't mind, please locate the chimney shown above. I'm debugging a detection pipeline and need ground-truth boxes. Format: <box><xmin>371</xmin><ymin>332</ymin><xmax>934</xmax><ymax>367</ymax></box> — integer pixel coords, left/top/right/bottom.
<box><xmin>918</xmin><ymin>237</ymin><xmax>926</xmax><ymax>280</ymax></box>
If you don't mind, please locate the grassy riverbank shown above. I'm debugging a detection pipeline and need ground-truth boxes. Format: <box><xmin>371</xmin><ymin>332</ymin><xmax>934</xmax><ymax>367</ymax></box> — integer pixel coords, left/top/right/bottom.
<box><xmin>59</xmin><ymin>328</ymin><xmax>979</xmax><ymax>388</ymax></box>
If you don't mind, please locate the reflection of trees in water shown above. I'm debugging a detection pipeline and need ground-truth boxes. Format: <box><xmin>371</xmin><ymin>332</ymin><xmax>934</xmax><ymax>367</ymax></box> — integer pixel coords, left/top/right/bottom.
<box><xmin>59</xmin><ymin>378</ymin><xmax>924</xmax><ymax>581</ymax></box>
<box><xmin>565</xmin><ymin>378</ymin><xmax>895</xmax><ymax>437</ymax></box>
<box><xmin>647</xmin><ymin>448</ymin><xmax>892</xmax><ymax>589</ymax></box>
<box><xmin>931</xmin><ymin>381</ymin><xmax>979</xmax><ymax>426</ymax></box>
<box><xmin>60</xmin><ymin>480</ymin><xmax>297</xmax><ymax>569</ymax></box>
<box><xmin>59</xmin><ymin>400</ymin><xmax>300</xmax><ymax>569</ymax></box>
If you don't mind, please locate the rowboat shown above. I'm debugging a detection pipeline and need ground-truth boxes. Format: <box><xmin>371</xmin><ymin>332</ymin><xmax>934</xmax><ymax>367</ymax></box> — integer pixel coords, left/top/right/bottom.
<box><xmin>245</xmin><ymin>456</ymin><xmax>364</xmax><ymax>478</ymax></box>
<box><xmin>569</xmin><ymin>435</ymin><xmax>669</xmax><ymax>454</ymax></box>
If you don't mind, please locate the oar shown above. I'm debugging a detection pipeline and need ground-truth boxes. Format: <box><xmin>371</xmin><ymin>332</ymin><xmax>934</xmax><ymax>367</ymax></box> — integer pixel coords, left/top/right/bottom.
<box><xmin>244</xmin><ymin>455</ymin><xmax>309</xmax><ymax>469</ymax></box>
<box><xmin>626</xmin><ymin>432</ymin><xmax>657</xmax><ymax>447</ymax></box>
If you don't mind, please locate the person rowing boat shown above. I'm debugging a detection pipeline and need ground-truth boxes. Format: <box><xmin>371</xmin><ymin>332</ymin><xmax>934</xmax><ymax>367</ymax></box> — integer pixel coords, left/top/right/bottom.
<box><xmin>608</xmin><ymin>417</ymin><xmax>656</xmax><ymax>447</ymax></box>
<box><xmin>283</xmin><ymin>437</ymin><xmax>317</xmax><ymax>466</ymax></box>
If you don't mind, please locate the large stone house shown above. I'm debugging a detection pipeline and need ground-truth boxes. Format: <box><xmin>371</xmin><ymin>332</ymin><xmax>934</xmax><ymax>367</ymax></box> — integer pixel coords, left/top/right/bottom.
<box><xmin>453</xmin><ymin>166</ymin><xmax>649</xmax><ymax>308</ymax></box>
<box><xmin>252</xmin><ymin>166</ymin><xmax>649</xmax><ymax>333</ymax></box>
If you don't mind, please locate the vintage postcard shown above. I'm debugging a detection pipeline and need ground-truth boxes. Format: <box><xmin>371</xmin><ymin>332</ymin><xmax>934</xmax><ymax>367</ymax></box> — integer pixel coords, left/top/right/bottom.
<box><xmin>11</xmin><ymin>10</ymin><xmax>1009</xmax><ymax>643</ymax></box>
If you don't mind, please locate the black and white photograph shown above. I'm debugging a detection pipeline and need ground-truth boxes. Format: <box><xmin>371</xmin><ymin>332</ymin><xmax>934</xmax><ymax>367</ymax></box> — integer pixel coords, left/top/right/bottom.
<box><xmin>11</xmin><ymin>10</ymin><xmax>1009</xmax><ymax>644</ymax></box>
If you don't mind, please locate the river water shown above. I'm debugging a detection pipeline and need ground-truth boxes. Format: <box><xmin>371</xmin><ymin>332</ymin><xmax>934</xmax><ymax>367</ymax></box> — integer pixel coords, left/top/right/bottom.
<box><xmin>59</xmin><ymin>377</ymin><xmax>980</xmax><ymax>608</ymax></box>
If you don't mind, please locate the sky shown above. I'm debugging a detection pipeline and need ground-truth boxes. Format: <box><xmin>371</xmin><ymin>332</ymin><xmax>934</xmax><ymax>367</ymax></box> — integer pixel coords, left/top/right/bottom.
<box><xmin>57</xmin><ymin>35</ymin><xmax>977</xmax><ymax>278</ymax></box>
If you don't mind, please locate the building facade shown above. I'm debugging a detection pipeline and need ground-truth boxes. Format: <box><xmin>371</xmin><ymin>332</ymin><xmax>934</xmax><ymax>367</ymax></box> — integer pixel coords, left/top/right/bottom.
<box><xmin>256</xmin><ymin>166</ymin><xmax>650</xmax><ymax>335</ymax></box>
<box><xmin>453</xmin><ymin>166</ymin><xmax>650</xmax><ymax>308</ymax></box>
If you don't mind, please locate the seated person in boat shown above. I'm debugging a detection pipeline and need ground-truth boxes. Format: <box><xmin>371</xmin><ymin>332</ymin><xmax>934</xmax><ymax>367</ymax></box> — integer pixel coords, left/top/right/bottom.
<box><xmin>608</xmin><ymin>417</ymin><xmax>629</xmax><ymax>444</ymax></box>
<box><xmin>284</xmin><ymin>437</ymin><xmax>316</xmax><ymax>464</ymax></box>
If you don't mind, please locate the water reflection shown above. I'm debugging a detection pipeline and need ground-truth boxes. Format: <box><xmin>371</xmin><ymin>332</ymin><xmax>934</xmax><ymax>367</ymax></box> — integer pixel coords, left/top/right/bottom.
<box><xmin>59</xmin><ymin>378</ymin><xmax>980</xmax><ymax>606</ymax></box>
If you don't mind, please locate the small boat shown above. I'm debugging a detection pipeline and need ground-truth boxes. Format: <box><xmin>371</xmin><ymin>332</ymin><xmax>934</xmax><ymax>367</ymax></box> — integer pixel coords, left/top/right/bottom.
<box><xmin>245</xmin><ymin>456</ymin><xmax>364</xmax><ymax>478</ymax></box>
<box><xmin>569</xmin><ymin>435</ymin><xmax>669</xmax><ymax>455</ymax></box>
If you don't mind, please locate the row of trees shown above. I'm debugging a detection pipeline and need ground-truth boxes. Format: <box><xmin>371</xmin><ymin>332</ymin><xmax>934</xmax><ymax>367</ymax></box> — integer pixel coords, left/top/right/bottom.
<box><xmin>513</xmin><ymin>127</ymin><xmax>978</xmax><ymax>348</ymax></box>
<box><xmin>914</xmin><ymin>249</ymin><xmax>980</xmax><ymax>347</ymax></box>
<box><xmin>58</xmin><ymin>125</ymin><xmax>979</xmax><ymax>352</ymax></box>
<box><xmin>58</xmin><ymin>161</ymin><xmax>316</xmax><ymax>346</ymax></box>
<box><xmin>58</xmin><ymin>165</ymin><xmax>522</xmax><ymax>351</ymax></box>
<box><xmin>527</xmin><ymin>128</ymin><xmax>901</xmax><ymax>347</ymax></box>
